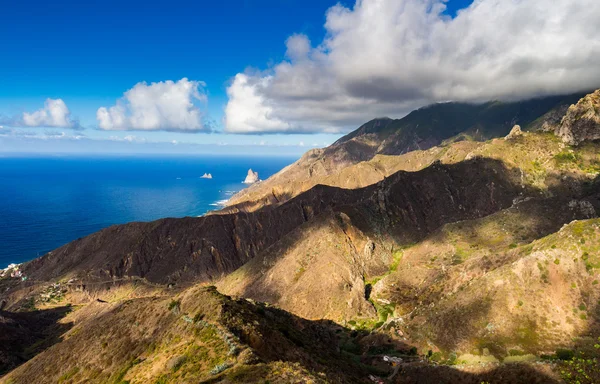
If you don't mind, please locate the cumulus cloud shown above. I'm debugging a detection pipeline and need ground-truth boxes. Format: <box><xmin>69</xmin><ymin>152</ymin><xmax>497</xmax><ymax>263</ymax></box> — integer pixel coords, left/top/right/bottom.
<box><xmin>225</xmin><ymin>0</ymin><xmax>600</xmax><ymax>134</ymax></box>
<box><xmin>1</xmin><ymin>98</ymin><xmax>81</xmax><ymax>129</ymax></box>
<box><xmin>97</xmin><ymin>78</ymin><xmax>211</xmax><ymax>132</ymax></box>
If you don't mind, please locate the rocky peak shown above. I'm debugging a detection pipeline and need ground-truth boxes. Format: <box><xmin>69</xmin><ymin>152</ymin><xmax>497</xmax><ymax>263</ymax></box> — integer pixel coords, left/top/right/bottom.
<box><xmin>556</xmin><ymin>89</ymin><xmax>600</xmax><ymax>145</ymax></box>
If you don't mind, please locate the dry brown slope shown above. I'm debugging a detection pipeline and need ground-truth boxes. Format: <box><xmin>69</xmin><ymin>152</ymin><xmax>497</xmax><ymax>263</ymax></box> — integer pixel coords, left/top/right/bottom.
<box><xmin>218</xmin><ymin>156</ymin><xmax>535</xmax><ymax>322</ymax></box>
<box><xmin>0</xmin><ymin>285</ymin><xmax>369</xmax><ymax>384</ymax></box>
<box><xmin>217</xmin><ymin>130</ymin><xmax>600</xmax><ymax>321</ymax></box>
<box><xmin>381</xmin><ymin>217</ymin><xmax>600</xmax><ymax>359</ymax></box>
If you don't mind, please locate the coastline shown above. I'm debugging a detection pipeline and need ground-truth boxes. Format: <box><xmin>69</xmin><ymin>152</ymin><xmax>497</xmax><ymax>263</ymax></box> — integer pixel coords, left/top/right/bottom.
<box><xmin>0</xmin><ymin>156</ymin><xmax>298</xmax><ymax>270</ymax></box>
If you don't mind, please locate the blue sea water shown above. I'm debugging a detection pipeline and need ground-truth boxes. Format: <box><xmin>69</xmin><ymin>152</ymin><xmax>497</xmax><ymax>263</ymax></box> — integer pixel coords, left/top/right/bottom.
<box><xmin>0</xmin><ymin>155</ymin><xmax>296</xmax><ymax>268</ymax></box>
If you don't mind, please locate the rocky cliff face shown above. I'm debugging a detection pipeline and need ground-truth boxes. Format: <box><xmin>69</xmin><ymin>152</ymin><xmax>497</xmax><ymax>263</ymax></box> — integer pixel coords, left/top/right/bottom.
<box><xmin>556</xmin><ymin>89</ymin><xmax>600</xmax><ymax>145</ymax></box>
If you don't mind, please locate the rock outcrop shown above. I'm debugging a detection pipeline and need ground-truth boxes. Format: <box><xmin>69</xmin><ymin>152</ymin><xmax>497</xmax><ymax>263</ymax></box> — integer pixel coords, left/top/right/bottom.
<box><xmin>243</xmin><ymin>169</ymin><xmax>259</xmax><ymax>184</ymax></box>
<box><xmin>505</xmin><ymin>124</ymin><xmax>523</xmax><ymax>140</ymax></box>
<box><xmin>556</xmin><ymin>89</ymin><xmax>600</xmax><ymax>145</ymax></box>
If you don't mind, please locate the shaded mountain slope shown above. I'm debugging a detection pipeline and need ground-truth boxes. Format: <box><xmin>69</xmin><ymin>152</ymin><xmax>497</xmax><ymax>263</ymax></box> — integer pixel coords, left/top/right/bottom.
<box><xmin>0</xmin><ymin>307</ymin><xmax>72</xmax><ymax>376</ymax></box>
<box><xmin>16</xmin><ymin>156</ymin><xmax>524</xmax><ymax>292</ymax></box>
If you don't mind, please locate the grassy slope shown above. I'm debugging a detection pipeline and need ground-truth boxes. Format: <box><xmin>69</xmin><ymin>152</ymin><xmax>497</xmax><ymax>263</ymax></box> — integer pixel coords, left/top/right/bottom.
<box><xmin>1</xmin><ymin>285</ymin><xmax>372</xmax><ymax>384</ymax></box>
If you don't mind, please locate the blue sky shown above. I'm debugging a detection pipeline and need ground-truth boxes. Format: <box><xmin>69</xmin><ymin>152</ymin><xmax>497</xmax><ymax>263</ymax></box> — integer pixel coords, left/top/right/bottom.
<box><xmin>1</xmin><ymin>0</ymin><xmax>347</xmax><ymax>154</ymax></box>
<box><xmin>2</xmin><ymin>0</ymin><xmax>596</xmax><ymax>155</ymax></box>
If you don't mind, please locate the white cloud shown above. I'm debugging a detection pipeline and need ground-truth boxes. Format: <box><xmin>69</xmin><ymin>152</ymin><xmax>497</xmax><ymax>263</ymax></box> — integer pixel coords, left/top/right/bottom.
<box><xmin>20</xmin><ymin>98</ymin><xmax>80</xmax><ymax>129</ymax></box>
<box><xmin>225</xmin><ymin>0</ymin><xmax>600</xmax><ymax>134</ymax></box>
<box><xmin>224</xmin><ymin>74</ymin><xmax>291</xmax><ymax>134</ymax></box>
<box><xmin>97</xmin><ymin>78</ymin><xmax>211</xmax><ymax>132</ymax></box>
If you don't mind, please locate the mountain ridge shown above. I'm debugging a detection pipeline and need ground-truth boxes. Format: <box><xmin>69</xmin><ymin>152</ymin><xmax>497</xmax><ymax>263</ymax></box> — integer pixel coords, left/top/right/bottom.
<box><xmin>2</xmin><ymin>89</ymin><xmax>600</xmax><ymax>383</ymax></box>
<box><xmin>223</xmin><ymin>92</ymin><xmax>587</xmax><ymax>212</ymax></box>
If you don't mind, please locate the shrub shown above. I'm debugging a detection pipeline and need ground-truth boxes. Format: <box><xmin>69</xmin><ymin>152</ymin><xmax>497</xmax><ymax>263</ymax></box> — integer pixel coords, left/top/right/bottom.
<box><xmin>192</xmin><ymin>312</ymin><xmax>205</xmax><ymax>323</ymax></box>
<box><xmin>556</xmin><ymin>349</ymin><xmax>575</xmax><ymax>361</ymax></box>
<box><xmin>430</xmin><ymin>352</ymin><xmax>443</xmax><ymax>362</ymax></box>
<box><xmin>168</xmin><ymin>300</ymin><xmax>181</xmax><ymax>312</ymax></box>
<box><xmin>446</xmin><ymin>352</ymin><xmax>458</xmax><ymax>365</ymax></box>
<box><xmin>504</xmin><ymin>354</ymin><xmax>537</xmax><ymax>363</ymax></box>
<box><xmin>554</xmin><ymin>151</ymin><xmax>579</xmax><ymax>164</ymax></box>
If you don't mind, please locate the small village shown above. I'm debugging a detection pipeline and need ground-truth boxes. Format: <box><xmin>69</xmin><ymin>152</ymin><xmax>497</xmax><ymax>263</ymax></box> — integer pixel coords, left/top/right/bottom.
<box><xmin>0</xmin><ymin>264</ymin><xmax>26</xmax><ymax>281</ymax></box>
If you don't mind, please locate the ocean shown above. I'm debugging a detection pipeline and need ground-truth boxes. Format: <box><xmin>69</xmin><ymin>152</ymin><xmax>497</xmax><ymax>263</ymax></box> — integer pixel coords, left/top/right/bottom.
<box><xmin>0</xmin><ymin>155</ymin><xmax>296</xmax><ymax>269</ymax></box>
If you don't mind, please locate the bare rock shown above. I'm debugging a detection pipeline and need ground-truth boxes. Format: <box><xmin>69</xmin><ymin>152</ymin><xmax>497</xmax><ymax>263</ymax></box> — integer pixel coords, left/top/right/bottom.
<box><xmin>568</xmin><ymin>199</ymin><xmax>597</xmax><ymax>219</ymax></box>
<box><xmin>556</xmin><ymin>89</ymin><xmax>600</xmax><ymax>145</ymax></box>
<box><xmin>166</xmin><ymin>355</ymin><xmax>187</xmax><ymax>371</ymax></box>
<box><xmin>540</xmin><ymin>104</ymin><xmax>571</xmax><ymax>132</ymax></box>
<box><xmin>243</xmin><ymin>169</ymin><xmax>259</xmax><ymax>184</ymax></box>
<box><xmin>363</xmin><ymin>240</ymin><xmax>375</xmax><ymax>258</ymax></box>
<box><xmin>505</xmin><ymin>125</ymin><xmax>523</xmax><ymax>140</ymax></box>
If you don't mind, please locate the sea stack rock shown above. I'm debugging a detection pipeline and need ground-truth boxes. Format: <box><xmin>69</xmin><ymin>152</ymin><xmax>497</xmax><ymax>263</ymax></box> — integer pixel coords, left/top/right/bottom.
<box><xmin>243</xmin><ymin>169</ymin><xmax>259</xmax><ymax>184</ymax></box>
<box><xmin>556</xmin><ymin>89</ymin><xmax>600</xmax><ymax>145</ymax></box>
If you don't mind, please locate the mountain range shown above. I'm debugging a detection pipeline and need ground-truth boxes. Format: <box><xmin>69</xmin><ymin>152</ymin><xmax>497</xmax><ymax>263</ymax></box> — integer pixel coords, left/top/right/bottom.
<box><xmin>1</xmin><ymin>89</ymin><xmax>600</xmax><ymax>384</ymax></box>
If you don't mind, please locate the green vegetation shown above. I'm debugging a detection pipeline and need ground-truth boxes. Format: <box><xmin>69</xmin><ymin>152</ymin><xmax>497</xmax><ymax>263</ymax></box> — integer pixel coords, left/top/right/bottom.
<box><xmin>554</xmin><ymin>151</ymin><xmax>580</xmax><ymax>165</ymax></box>
<box><xmin>557</xmin><ymin>345</ymin><xmax>600</xmax><ymax>384</ymax></box>
<box><xmin>556</xmin><ymin>349</ymin><xmax>575</xmax><ymax>361</ymax></box>
<box><xmin>58</xmin><ymin>366</ymin><xmax>80</xmax><ymax>383</ymax></box>
<box><xmin>168</xmin><ymin>299</ymin><xmax>181</xmax><ymax>312</ymax></box>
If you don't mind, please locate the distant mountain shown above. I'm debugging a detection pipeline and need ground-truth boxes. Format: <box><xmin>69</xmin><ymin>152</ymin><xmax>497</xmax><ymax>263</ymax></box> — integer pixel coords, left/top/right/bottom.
<box><xmin>225</xmin><ymin>92</ymin><xmax>586</xmax><ymax>211</ymax></box>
